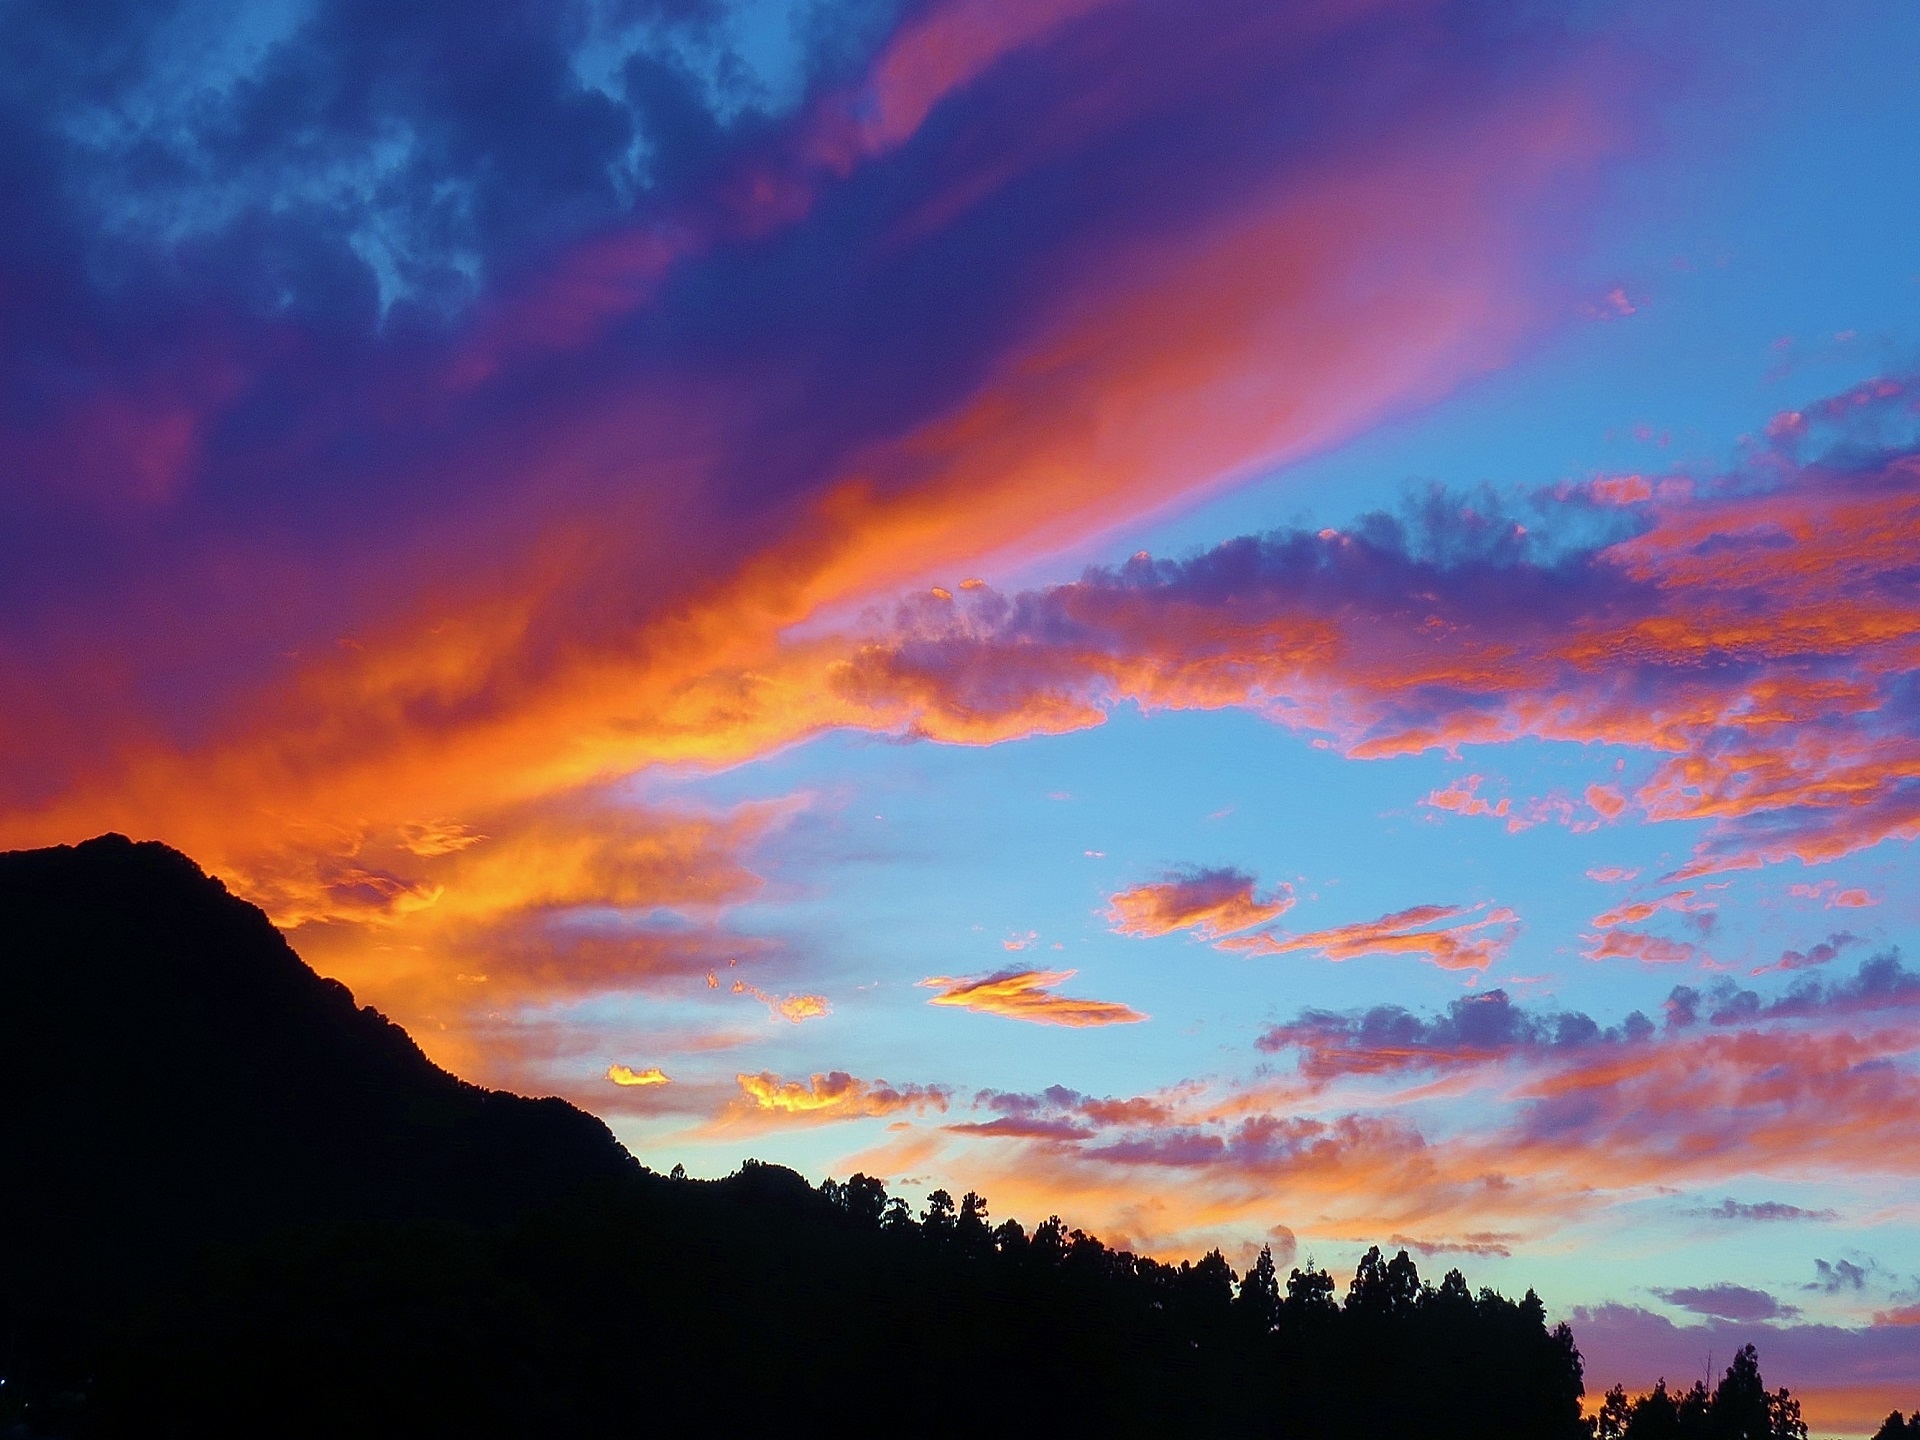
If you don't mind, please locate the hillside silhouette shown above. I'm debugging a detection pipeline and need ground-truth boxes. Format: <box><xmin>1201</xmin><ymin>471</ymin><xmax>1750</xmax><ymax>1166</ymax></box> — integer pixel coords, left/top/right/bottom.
<box><xmin>0</xmin><ymin>835</ymin><xmax>1806</xmax><ymax>1437</ymax></box>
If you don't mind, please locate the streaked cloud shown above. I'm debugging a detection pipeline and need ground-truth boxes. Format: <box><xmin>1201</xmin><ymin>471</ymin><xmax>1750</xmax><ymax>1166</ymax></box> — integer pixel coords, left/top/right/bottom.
<box><xmin>1219</xmin><ymin>902</ymin><xmax>1518</xmax><ymax>971</ymax></box>
<box><xmin>919</xmin><ymin>968</ymin><xmax>1146</xmax><ymax>1026</ymax></box>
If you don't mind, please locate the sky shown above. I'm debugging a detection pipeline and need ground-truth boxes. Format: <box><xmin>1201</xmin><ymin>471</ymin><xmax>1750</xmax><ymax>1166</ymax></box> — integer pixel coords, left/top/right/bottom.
<box><xmin>2</xmin><ymin>0</ymin><xmax>1918</xmax><ymax>1430</ymax></box>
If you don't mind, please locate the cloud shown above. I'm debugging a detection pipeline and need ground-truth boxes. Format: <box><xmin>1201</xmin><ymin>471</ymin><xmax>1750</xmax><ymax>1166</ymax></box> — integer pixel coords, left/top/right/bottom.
<box><xmin>606</xmin><ymin>1064</ymin><xmax>671</xmax><ymax>1087</ymax></box>
<box><xmin>1691</xmin><ymin>1198</ymin><xmax>1837</xmax><ymax>1223</ymax></box>
<box><xmin>728</xmin><ymin>1070</ymin><xmax>952</xmax><ymax>1125</ymax></box>
<box><xmin>1665</xmin><ymin>951</ymin><xmax>1920</xmax><ymax>1030</ymax></box>
<box><xmin>1582</xmin><ymin>928</ymin><xmax>1697</xmax><ymax>965</ymax></box>
<box><xmin>1791</xmin><ymin>880</ymin><xmax>1879</xmax><ymax>909</ymax></box>
<box><xmin>1752</xmin><ymin>931</ymin><xmax>1859</xmax><ymax>976</ymax></box>
<box><xmin>1256</xmin><ymin>988</ymin><xmax>1653</xmax><ymax>1081</ymax></box>
<box><xmin>1219</xmin><ymin>902</ymin><xmax>1519</xmax><ymax>971</ymax></box>
<box><xmin>0</xmin><ymin>0</ymin><xmax>1630</xmax><ymax>1089</ymax></box>
<box><xmin>1104</xmin><ymin>865</ymin><xmax>1292</xmax><ymax>940</ymax></box>
<box><xmin>919</xmin><ymin>968</ymin><xmax>1146</xmax><ymax>1026</ymax></box>
<box><xmin>835</xmin><ymin>378</ymin><xmax>1920</xmax><ymax>881</ymax></box>
<box><xmin>730</xmin><ymin>980</ymin><xmax>831</xmax><ymax>1024</ymax></box>
<box><xmin>1812</xmin><ymin>1259</ymin><xmax>1869</xmax><ymax>1294</ymax></box>
<box><xmin>1589</xmin><ymin>889</ymin><xmax>1714</xmax><ymax>931</ymax></box>
<box><xmin>1654</xmin><ymin>1283</ymin><xmax>1800</xmax><ymax>1322</ymax></box>
<box><xmin>1388</xmin><ymin>1232</ymin><xmax>1518</xmax><ymax>1259</ymax></box>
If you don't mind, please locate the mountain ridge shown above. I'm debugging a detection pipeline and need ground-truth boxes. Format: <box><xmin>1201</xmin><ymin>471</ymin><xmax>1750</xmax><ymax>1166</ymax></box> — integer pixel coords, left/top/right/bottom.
<box><xmin>0</xmin><ymin>832</ymin><xmax>637</xmax><ymax>1319</ymax></box>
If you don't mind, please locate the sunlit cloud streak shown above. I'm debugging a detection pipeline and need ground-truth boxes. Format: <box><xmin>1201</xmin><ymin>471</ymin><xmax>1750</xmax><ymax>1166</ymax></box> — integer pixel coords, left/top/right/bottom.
<box><xmin>1105</xmin><ymin>866</ymin><xmax>1292</xmax><ymax>940</ymax></box>
<box><xmin>727</xmin><ymin>1070</ymin><xmax>952</xmax><ymax>1126</ymax></box>
<box><xmin>1219</xmin><ymin>902</ymin><xmax>1519</xmax><ymax>971</ymax></box>
<box><xmin>607</xmin><ymin>1064</ymin><xmax>671</xmax><ymax>1087</ymax></box>
<box><xmin>919</xmin><ymin>968</ymin><xmax>1146</xmax><ymax>1026</ymax></box>
<box><xmin>730</xmin><ymin>980</ymin><xmax>831</xmax><ymax>1024</ymax></box>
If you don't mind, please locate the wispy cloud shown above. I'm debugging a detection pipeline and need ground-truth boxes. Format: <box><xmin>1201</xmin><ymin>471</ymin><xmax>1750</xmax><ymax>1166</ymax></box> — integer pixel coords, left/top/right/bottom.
<box><xmin>919</xmin><ymin>968</ymin><xmax>1147</xmax><ymax>1026</ymax></box>
<box><xmin>1220</xmin><ymin>902</ymin><xmax>1518</xmax><ymax>971</ymax></box>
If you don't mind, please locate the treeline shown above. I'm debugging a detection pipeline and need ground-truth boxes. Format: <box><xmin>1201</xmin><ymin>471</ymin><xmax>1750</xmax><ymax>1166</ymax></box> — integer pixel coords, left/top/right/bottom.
<box><xmin>1591</xmin><ymin>1345</ymin><xmax>1807</xmax><ymax>1439</ymax></box>
<box><xmin>15</xmin><ymin>1161</ymin><xmax>1590</xmax><ymax>1439</ymax></box>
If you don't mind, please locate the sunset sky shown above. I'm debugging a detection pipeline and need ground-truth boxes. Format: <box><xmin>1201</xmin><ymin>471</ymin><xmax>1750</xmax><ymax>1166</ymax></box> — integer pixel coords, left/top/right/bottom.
<box><xmin>3</xmin><ymin>0</ymin><xmax>1918</xmax><ymax>1429</ymax></box>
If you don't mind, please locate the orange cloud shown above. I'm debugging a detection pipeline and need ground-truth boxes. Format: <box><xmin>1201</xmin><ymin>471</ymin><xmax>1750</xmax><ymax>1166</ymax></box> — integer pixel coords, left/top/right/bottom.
<box><xmin>1584</xmin><ymin>783</ymin><xmax>1627</xmax><ymax>820</ymax></box>
<box><xmin>1590</xmin><ymin>889</ymin><xmax>1713</xmax><ymax>930</ymax></box>
<box><xmin>1220</xmin><ymin>902</ymin><xmax>1518</xmax><ymax>971</ymax></box>
<box><xmin>0</xmin><ymin>45</ymin><xmax>1610</xmax><ymax>1099</ymax></box>
<box><xmin>731</xmin><ymin>980</ymin><xmax>832</xmax><ymax>1024</ymax></box>
<box><xmin>1425</xmin><ymin>774</ymin><xmax>1509</xmax><ymax>819</ymax></box>
<box><xmin>919</xmin><ymin>968</ymin><xmax>1146</xmax><ymax>1026</ymax></box>
<box><xmin>728</xmin><ymin>1070</ymin><xmax>951</xmax><ymax>1125</ymax></box>
<box><xmin>607</xmin><ymin>1064</ymin><xmax>671</xmax><ymax>1087</ymax></box>
<box><xmin>1105</xmin><ymin>866</ymin><xmax>1292</xmax><ymax>940</ymax></box>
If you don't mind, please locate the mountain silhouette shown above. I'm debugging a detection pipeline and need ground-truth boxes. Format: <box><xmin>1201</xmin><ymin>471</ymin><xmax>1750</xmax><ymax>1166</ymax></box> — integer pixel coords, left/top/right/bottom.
<box><xmin>0</xmin><ymin>835</ymin><xmax>634</xmax><ymax>1320</ymax></box>
<box><xmin>10</xmin><ymin>833</ymin><xmax>1804</xmax><ymax>1440</ymax></box>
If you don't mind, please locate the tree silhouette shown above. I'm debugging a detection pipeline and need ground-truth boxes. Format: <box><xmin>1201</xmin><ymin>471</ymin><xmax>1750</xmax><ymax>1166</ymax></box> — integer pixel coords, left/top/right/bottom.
<box><xmin>1603</xmin><ymin>1348</ymin><xmax>1807</xmax><ymax>1440</ymax></box>
<box><xmin>0</xmin><ymin>836</ymin><xmax>1614</xmax><ymax>1438</ymax></box>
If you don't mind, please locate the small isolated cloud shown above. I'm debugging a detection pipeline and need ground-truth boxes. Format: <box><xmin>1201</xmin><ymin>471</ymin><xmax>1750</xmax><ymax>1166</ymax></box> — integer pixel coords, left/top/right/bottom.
<box><xmin>1590</xmin><ymin>889</ymin><xmax>1714</xmax><ymax>931</ymax></box>
<box><xmin>1222</xmin><ymin>902</ymin><xmax>1518</xmax><ymax>971</ymax></box>
<box><xmin>1583</xmin><ymin>928</ymin><xmax>1697</xmax><ymax>965</ymax></box>
<box><xmin>606</xmin><ymin>1063</ymin><xmax>671</xmax><ymax>1087</ymax></box>
<box><xmin>731</xmin><ymin>1071</ymin><xmax>950</xmax><ymax>1124</ymax></box>
<box><xmin>919</xmin><ymin>968</ymin><xmax>1146</xmax><ymax>1026</ymax></box>
<box><xmin>1105</xmin><ymin>865</ymin><xmax>1292</xmax><ymax>940</ymax></box>
<box><xmin>1791</xmin><ymin>881</ymin><xmax>1880</xmax><ymax>909</ymax></box>
<box><xmin>1584</xmin><ymin>783</ymin><xmax>1627</xmax><ymax>820</ymax></box>
<box><xmin>1425</xmin><ymin>774</ymin><xmax>1510</xmax><ymax>820</ymax></box>
<box><xmin>1002</xmin><ymin>930</ymin><xmax>1040</xmax><ymax>951</ymax></box>
<box><xmin>1812</xmin><ymin>1259</ymin><xmax>1868</xmax><ymax>1293</ymax></box>
<box><xmin>1692</xmin><ymin>1198</ymin><xmax>1837</xmax><ymax>1223</ymax></box>
<box><xmin>1587</xmin><ymin>866</ymin><xmax>1640</xmax><ymax>883</ymax></box>
<box><xmin>1389</xmin><ymin>1232</ymin><xmax>1517</xmax><ymax>1259</ymax></box>
<box><xmin>1654</xmin><ymin>1284</ymin><xmax>1799</xmax><ymax>1323</ymax></box>
<box><xmin>1752</xmin><ymin>931</ymin><xmax>1859</xmax><ymax>977</ymax></box>
<box><xmin>731</xmin><ymin>980</ymin><xmax>831</xmax><ymax>1023</ymax></box>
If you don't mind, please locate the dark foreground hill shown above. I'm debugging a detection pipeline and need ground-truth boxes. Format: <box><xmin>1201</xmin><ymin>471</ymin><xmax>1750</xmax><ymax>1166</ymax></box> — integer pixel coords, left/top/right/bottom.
<box><xmin>0</xmin><ymin>835</ymin><xmax>636</xmax><ymax>1302</ymax></box>
<box><xmin>0</xmin><ymin>835</ymin><xmax>1656</xmax><ymax>1437</ymax></box>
